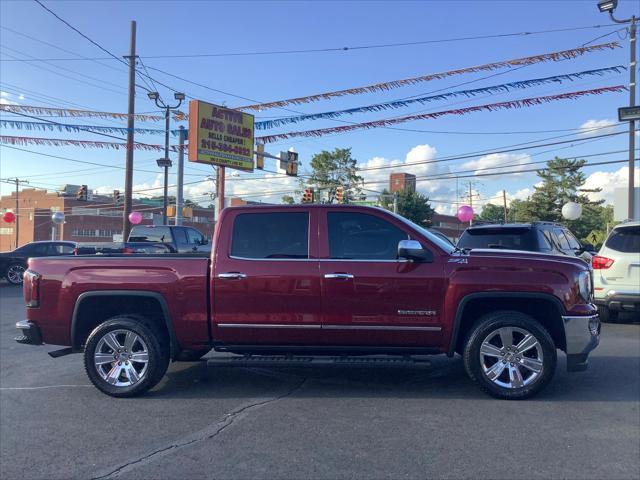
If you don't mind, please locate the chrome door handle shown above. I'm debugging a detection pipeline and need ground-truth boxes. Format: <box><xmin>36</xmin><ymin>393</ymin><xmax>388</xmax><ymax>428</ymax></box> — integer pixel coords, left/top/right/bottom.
<box><xmin>217</xmin><ymin>272</ymin><xmax>247</xmax><ymax>280</ymax></box>
<box><xmin>324</xmin><ymin>273</ymin><xmax>354</xmax><ymax>280</ymax></box>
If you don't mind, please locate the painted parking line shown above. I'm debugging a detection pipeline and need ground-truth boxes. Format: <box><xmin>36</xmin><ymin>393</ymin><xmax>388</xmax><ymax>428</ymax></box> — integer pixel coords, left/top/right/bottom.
<box><xmin>0</xmin><ymin>384</ymin><xmax>93</xmax><ymax>390</ymax></box>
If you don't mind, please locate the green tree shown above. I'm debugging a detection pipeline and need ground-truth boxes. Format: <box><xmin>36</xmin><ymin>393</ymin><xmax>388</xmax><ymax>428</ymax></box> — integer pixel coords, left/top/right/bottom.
<box><xmin>281</xmin><ymin>195</ymin><xmax>295</xmax><ymax>205</ymax></box>
<box><xmin>379</xmin><ymin>189</ymin><xmax>435</xmax><ymax>227</ymax></box>
<box><xmin>478</xmin><ymin>203</ymin><xmax>506</xmax><ymax>223</ymax></box>
<box><xmin>306</xmin><ymin>148</ymin><xmax>363</xmax><ymax>203</ymax></box>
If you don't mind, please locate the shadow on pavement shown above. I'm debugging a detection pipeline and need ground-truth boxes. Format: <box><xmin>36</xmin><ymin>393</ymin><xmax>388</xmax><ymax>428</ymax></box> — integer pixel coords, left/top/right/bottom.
<box><xmin>145</xmin><ymin>353</ymin><xmax>639</xmax><ymax>403</ymax></box>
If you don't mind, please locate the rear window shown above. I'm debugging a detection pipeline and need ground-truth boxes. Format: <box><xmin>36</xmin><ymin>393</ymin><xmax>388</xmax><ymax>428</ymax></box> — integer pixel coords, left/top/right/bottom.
<box><xmin>458</xmin><ymin>227</ymin><xmax>534</xmax><ymax>250</ymax></box>
<box><xmin>231</xmin><ymin>212</ymin><xmax>309</xmax><ymax>259</ymax></box>
<box><xmin>129</xmin><ymin>226</ymin><xmax>172</xmax><ymax>243</ymax></box>
<box><xmin>605</xmin><ymin>226</ymin><xmax>640</xmax><ymax>253</ymax></box>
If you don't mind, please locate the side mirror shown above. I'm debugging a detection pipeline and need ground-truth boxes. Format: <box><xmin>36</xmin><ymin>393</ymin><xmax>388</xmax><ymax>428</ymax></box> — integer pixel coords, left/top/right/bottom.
<box><xmin>398</xmin><ymin>239</ymin><xmax>433</xmax><ymax>263</ymax></box>
<box><xmin>200</xmin><ymin>238</ymin><xmax>209</xmax><ymax>245</ymax></box>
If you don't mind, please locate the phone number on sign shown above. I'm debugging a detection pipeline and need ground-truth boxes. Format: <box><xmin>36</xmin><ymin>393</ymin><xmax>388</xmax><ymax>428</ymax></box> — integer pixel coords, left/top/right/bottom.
<box><xmin>200</xmin><ymin>140</ymin><xmax>251</xmax><ymax>157</ymax></box>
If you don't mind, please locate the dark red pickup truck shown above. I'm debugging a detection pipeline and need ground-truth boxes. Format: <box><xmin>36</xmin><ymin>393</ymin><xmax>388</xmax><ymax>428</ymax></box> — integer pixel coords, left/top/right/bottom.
<box><xmin>16</xmin><ymin>205</ymin><xmax>600</xmax><ymax>399</ymax></box>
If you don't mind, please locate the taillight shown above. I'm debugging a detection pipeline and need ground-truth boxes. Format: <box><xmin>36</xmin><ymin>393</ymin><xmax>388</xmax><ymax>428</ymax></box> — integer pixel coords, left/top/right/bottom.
<box><xmin>122</xmin><ymin>247</ymin><xmax>133</xmax><ymax>254</ymax></box>
<box><xmin>23</xmin><ymin>270</ymin><xmax>41</xmax><ymax>308</ymax></box>
<box><xmin>592</xmin><ymin>255</ymin><xmax>614</xmax><ymax>269</ymax></box>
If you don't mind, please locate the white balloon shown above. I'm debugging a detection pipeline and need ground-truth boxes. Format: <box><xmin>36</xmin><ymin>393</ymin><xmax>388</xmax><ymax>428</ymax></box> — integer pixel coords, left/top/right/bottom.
<box><xmin>51</xmin><ymin>212</ymin><xmax>65</xmax><ymax>224</ymax></box>
<box><xmin>562</xmin><ymin>202</ymin><xmax>582</xmax><ymax>220</ymax></box>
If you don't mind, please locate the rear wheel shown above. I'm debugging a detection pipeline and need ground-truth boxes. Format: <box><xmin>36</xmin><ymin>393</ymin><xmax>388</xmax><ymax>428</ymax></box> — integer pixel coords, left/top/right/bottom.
<box><xmin>463</xmin><ymin>311</ymin><xmax>557</xmax><ymax>400</ymax></box>
<box><xmin>84</xmin><ymin>317</ymin><xmax>169</xmax><ymax>397</ymax></box>
<box><xmin>6</xmin><ymin>263</ymin><xmax>25</xmax><ymax>285</ymax></box>
<box><xmin>597</xmin><ymin>305</ymin><xmax>619</xmax><ymax>323</ymax></box>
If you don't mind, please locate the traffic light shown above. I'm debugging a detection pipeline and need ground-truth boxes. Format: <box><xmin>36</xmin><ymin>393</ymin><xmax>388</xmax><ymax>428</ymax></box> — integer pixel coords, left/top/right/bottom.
<box><xmin>335</xmin><ymin>186</ymin><xmax>344</xmax><ymax>204</ymax></box>
<box><xmin>77</xmin><ymin>185</ymin><xmax>88</xmax><ymax>201</ymax></box>
<box><xmin>113</xmin><ymin>190</ymin><xmax>121</xmax><ymax>205</ymax></box>
<box><xmin>285</xmin><ymin>151</ymin><xmax>298</xmax><ymax>176</ymax></box>
<box><xmin>302</xmin><ymin>188</ymin><xmax>314</xmax><ymax>203</ymax></box>
<box><xmin>255</xmin><ymin>143</ymin><xmax>264</xmax><ymax>170</ymax></box>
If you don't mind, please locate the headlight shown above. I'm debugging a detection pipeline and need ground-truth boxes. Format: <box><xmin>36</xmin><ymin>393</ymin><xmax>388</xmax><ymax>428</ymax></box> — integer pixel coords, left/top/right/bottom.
<box><xmin>578</xmin><ymin>270</ymin><xmax>593</xmax><ymax>303</ymax></box>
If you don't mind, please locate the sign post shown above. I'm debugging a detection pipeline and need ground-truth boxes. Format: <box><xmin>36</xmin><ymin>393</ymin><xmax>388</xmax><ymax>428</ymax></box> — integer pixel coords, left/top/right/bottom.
<box><xmin>188</xmin><ymin>100</ymin><xmax>255</xmax><ymax>217</ymax></box>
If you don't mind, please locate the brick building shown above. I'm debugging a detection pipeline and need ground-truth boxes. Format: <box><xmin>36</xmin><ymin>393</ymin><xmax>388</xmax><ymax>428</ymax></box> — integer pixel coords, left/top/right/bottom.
<box><xmin>389</xmin><ymin>173</ymin><xmax>416</xmax><ymax>194</ymax></box>
<box><xmin>0</xmin><ymin>186</ymin><xmax>216</xmax><ymax>251</ymax></box>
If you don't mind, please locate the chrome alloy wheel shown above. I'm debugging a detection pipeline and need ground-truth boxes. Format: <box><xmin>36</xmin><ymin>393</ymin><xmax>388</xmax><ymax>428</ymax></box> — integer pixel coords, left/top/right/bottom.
<box><xmin>7</xmin><ymin>264</ymin><xmax>25</xmax><ymax>284</ymax></box>
<box><xmin>94</xmin><ymin>329</ymin><xmax>149</xmax><ymax>387</ymax></box>
<box><xmin>479</xmin><ymin>326</ymin><xmax>544</xmax><ymax>389</ymax></box>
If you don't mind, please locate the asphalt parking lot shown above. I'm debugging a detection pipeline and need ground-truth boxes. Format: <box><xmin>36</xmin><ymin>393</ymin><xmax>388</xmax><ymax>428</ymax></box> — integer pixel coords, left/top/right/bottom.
<box><xmin>0</xmin><ymin>283</ymin><xmax>638</xmax><ymax>480</ymax></box>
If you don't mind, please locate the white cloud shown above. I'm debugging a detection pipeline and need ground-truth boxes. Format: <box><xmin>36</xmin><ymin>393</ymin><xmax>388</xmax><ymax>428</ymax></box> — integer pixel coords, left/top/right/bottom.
<box><xmin>461</xmin><ymin>153</ymin><xmax>531</xmax><ymax>176</ymax></box>
<box><xmin>579</xmin><ymin>119</ymin><xmax>616</xmax><ymax>136</ymax></box>
<box><xmin>582</xmin><ymin>166</ymin><xmax>640</xmax><ymax>204</ymax></box>
<box><xmin>0</xmin><ymin>91</ymin><xmax>18</xmax><ymax>105</ymax></box>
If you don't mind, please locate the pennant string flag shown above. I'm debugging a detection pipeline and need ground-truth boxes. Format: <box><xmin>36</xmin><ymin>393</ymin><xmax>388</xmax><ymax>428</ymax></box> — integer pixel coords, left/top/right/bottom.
<box><xmin>238</xmin><ymin>42</ymin><xmax>620</xmax><ymax>110</ymax></box>
<box><xmin>0</xmin><ymin>104</ymin><xmax>165</xmax><ymax>122</ymax></box>
<box><xmin>0</xmin><ymin>136</ymin><xmax>185</xmax><ymax>151</ymax></box>
<box><xmin>255</xmin><ymin>66</ymin><xmax>625</xmax><ymax>130</ymax></box>
<box><xmin>0</xmin><ymin>120</ymin><xmax>184</xmax><ymax>136</ymax></box>
<box><xmin>255</xmin><ymin>85</ymin><xmax>626</xmax><ymax>143</ymax></box>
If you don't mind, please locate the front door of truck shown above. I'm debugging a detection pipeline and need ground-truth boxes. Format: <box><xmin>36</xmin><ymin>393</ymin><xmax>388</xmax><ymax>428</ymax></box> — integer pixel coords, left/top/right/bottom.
<box><xmin>319</xmin><ymin>210</ymin><xmax>445</xmax><ymax>347</ymax></box>
<box><xmin>212</xmin><ymin>209</ymin><xmax>322</xmax><ymax>345</ymax></box>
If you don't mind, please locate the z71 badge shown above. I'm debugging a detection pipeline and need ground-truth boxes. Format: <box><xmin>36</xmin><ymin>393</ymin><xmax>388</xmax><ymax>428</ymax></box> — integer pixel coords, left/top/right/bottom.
<box><xmin>448</xmin><ymin>258</ymin><xmax>468</xmax><ymax>264</ymax></box>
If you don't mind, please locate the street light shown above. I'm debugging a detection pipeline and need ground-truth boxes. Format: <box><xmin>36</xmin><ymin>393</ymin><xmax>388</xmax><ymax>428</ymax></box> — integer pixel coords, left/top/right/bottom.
<box><xmin>148</xmin><ymin>91</ymin><xmax>185</xmax><ymax>224</ymax></box>
<box><xmin>597</xmin><ymin>1</ymin><xmax>637</xmax><ymax>220</ymax></box>
<box><xmin>597</xmin><ymin>0</ymin><xmax>617</xmax><ymax>13</ymax></box>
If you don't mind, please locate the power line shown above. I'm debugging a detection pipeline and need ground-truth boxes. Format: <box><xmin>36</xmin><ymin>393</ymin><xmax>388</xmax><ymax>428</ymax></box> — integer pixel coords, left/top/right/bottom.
<box><xmin>1</xmin><ymin>23</ymin><xmax>623</xmax><ymax>61</ymax></box>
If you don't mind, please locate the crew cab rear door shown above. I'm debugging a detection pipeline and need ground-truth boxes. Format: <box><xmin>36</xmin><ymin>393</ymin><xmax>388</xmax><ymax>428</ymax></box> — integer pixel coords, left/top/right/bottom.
<box><xmin>318</xmin><ymin>209</ymin><xmax>445</xmax><ymax>347</ymax></box>
<box><xmin>212</xmin><ymin>208</ymin><xmax>322</xmax><ymax>345</ymax></box>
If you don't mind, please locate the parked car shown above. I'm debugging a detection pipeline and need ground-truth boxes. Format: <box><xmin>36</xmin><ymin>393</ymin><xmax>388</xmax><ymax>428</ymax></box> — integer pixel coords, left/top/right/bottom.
<box><xmin>457</xmin><ymin>222</ymin><xmax>594</xmax><ymax>263</ymax></box>
<box><xmin>0</xmin><ymin>241</ymin><xmax>76</xmax><ymax>285</ymax></box>
<box><xmin>592</xmin><ymin>221</ymin><xmax>640</xmax><ymax>323</ymax></box>
<box><xmin>74</xmin><ymin>242</ymin><xmax>176</xmax><ymax>255</ymax></box>
<box><xmin>16</xmin><ymin>205</ymin><xmax>599</xmax><ymax>400</ymax></box>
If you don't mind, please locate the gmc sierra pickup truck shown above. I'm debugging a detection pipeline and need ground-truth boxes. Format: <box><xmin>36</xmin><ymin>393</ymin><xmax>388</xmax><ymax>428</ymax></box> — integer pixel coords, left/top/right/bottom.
<box><xmin>16</xmin><ymin>205</ymin><xmax>600</xmax><ymax>399</ymax></box>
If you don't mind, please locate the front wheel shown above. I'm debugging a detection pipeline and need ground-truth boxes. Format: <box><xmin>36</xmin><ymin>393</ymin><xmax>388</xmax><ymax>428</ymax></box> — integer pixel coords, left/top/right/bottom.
<box><xmin>84</xmin><ymin>317</ymin><xmax>169</xmax><ymax>397</ymax></box>
<box><xmin>463</xmin><ymin>311</ymin><xmax>557</xmax><ymax>400</ymax></box>
<box><xmin>6</xmin><ymin>263</ymin><xmax>25</xmax><ymax>285</ymax></box>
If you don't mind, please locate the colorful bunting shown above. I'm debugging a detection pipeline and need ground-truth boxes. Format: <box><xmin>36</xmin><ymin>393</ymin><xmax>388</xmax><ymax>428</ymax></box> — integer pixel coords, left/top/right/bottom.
<box><xmin>0</xmin><ymin>136</ymin><xmax>184</xmax><ymax>151</ymax></box>
<box><xmin>238</xmin><ymin>42</ymin><xmax>620</xmax><ymax>110</ymax></box>
<box><xmin>0</xmin><ymin>120</ymin><xmax>183</xmax><ymax>136</ymax></box>
<box><xmin>255</xmin><ymin>85</ymin><xmax>626</xmax><ymax>143</ymax></box>
<box><xmin>0</xmin><ymin>104</ymin><xmax>165</xmax><ymax>122</ymax></box>
<box><xmin>255</xmin><ymin>66</ymin><xmax>625</xmax><ymax>130</ymax></box>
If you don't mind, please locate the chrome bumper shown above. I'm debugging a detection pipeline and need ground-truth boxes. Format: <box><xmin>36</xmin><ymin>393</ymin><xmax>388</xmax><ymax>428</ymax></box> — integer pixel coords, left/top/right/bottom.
<box><xmin>15</xmin><ymin>320</ymin><xmax>43</xmax><ymax>346</ymax></box>
<box><xmin>562</xmin><ymin>314</ymin><xmax>600</xmax><ymax>372</ymax></box>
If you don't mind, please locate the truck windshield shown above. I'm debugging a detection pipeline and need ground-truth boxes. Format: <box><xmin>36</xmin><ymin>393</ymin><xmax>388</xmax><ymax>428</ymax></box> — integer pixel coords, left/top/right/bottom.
<box><xmin>386</xmin><ymin>211</ymin><xmax>455</xmax><ymax>254</ymax></box>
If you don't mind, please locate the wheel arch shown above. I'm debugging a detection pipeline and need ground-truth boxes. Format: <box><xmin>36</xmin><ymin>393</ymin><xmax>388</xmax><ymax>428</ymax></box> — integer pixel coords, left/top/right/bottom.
<box><xmin>71</xmin><ymin>291</ymin><xmax>179</xmax><ymax>359</ymax></box>
<box><xmin>448</xmin><ymin>292</ymin><xmax>567</xmax><ymax>356</ymax></box>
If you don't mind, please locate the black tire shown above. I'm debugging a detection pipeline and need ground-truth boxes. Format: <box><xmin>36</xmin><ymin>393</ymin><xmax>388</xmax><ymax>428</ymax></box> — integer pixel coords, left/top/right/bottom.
<box><xmin>5</xmin><ymin>263</ymin><xmax>25</xmax><ymax>285</ymax></box>
<box><xmin>597</xmin><ymin>305</ymin><xmax>619</xmax><ymax>323</ymax></box>
<box><xmin>463</xmin><ymin>310</ymin><xmax>557</xmax><ymax>400</ymax></box>
<box><xmin>84</xmin><ymin>316</ymin><xmax>170</xmax><ymax>398</ymax></box>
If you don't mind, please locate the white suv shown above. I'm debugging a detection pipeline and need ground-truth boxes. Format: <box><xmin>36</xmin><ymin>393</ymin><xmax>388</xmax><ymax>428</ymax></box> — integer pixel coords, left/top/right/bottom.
<box><xmin>592</xmin><ymin>221</ymin><xmax>640</xmax><ymax>322</ymax></box>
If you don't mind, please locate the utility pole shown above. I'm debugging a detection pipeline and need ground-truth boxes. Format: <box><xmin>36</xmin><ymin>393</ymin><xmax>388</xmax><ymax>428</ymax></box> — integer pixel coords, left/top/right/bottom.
<box><xmin>393</xmin><ymin>192</ymin><xmax>398</xmax><ymax>214</ymax></box>
<box><xmin>6</xmin><ymin>178</ymin><xmax>28</xmax><ymax>248</ymax></box>
<box><xmin>502</xmin><ymin>190</ymin><xmax>508</xmax><ymax>223</ymax></box>
<box><xmin>217</xmin><ymin>166</ymin><xmax>225</xmax><ymax>217</ymax></box>
<box><xmin>468</xmin><ymin>182</ymin><xmax>473</xmax><ymax>225</ymax></box>
<box><xmin>122</xmin><ymin>20</ymin><xmax>136</xmax><ymax>241</ymax></box>
<box><xmin>176</xmin><ymin>126</ymin><xmax>186</xmax><ymax>226</ymax></box>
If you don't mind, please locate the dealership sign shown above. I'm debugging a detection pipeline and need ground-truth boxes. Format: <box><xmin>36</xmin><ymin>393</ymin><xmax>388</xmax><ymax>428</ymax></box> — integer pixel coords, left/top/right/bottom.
<box><xmin>188</xmin><ymin>100</ymin><xmax>255</xmax><ymax>171</ymax></box>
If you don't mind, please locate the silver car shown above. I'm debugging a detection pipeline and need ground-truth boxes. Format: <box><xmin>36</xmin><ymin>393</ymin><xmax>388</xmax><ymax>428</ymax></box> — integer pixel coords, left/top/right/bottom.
<box><xmin>593</xmin><ymin>221</ymin><xmax>640</xmax><ymax>322</ymax></box>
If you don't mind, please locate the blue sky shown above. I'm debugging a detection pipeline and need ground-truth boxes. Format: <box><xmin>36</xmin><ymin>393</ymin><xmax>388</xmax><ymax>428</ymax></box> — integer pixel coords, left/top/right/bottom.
<box><xmin>0</xmin><ymin>0</ymin><xmax>638</xmax><ymax>213</ymax></box>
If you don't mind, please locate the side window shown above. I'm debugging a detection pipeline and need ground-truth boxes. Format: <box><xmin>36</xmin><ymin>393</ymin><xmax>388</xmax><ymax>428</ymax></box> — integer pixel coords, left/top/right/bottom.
<box><xmin>564</xmin><ymin>230</ymin><xmax>581</xmax><ymax>250</ymax></box>
<box><xmin>553</xmin><ymin>228</ymin><xmax>570</xmax><ymax>250</ymax></box>
<box><xmin>173</xmin><ymin>228</ymin><xmax>188</xmax><ymax>246</ymax></box>
<box><xmin>129</xmin><ymin>226</ymin><xmax>172</xmax><ymax>243</ymax></box>
<box><xmin>51</xmin><ymin>244</ymin><xmax>75</xmax><ymax>255</ymax></box>
<box><xmin>186</xmin><ymin>228</ymin><xmax>203</xmax><ymax>245</ymax></box>
<box><xmin>536</xmin><ymin>230</ymin><xmax>553</xmax><ymax>252</ymax></box>
<box><xmin>231</xmin><ymin>212</ymin><xmax>309</xmax><ymax>259</ymax></box>
<box><xmin>31</xmin><ymin>244</ymin><xmax>49</xmax><ymax>256</ymax></box>
<box><xmin>328</xmin><ymin>212</ymin><xmax>408</xmax><ymax>260</ymax></box>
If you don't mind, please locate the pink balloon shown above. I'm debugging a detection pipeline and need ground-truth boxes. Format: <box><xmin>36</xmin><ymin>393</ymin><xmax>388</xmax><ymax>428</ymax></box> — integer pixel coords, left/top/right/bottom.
<box><xmin>457</xmin><ymin>205</ymin><xmax>474</xmax><ymax>222</ymax></box>
<box><xmin>128</xmin><ymin>211</ymin><xmax>142</xmax><ymax>225</ymax></box>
